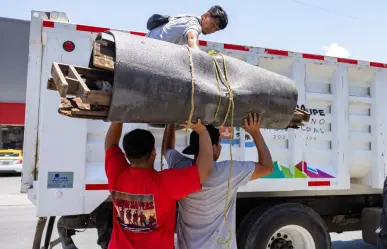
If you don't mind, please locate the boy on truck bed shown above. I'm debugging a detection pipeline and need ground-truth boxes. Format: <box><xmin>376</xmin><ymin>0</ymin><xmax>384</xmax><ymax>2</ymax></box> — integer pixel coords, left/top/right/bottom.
<box><xmin>146</xmin><ymin>5</ymin><xmax>228</xmax><ymax>48</ymax></box>
<box><xmin>104</xmin><ymin>120</ymin><xmax>213</xmax><ymax>249</ymax></box>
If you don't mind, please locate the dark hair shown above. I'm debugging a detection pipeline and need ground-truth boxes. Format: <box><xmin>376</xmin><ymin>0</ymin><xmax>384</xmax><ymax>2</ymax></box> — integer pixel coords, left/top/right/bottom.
<box><xmin>206</xmin><ymin>125</ymin><xmax>221</xmax><ymax>145</ymax></box>
<box><xmin>182</xmin><ymin>125</ymin><xmax>220</xmax><ymax>155</ymax></box>
<box><xmin>122</xmin><ymin>129</ymin><xmax>155</xmax><ymax>161</ymax></box>
<box><xmin>208</xmin><ymin>5</ymin><xmax>228</xmax><ymax>30</ymax></box>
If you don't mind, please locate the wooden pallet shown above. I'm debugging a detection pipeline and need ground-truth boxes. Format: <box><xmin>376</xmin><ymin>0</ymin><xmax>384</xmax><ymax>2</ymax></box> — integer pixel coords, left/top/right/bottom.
<box><xmin>92</xmin><ymin>33</ymin><xmax>115</xmax><ymax>71</ymax></box>
<box><xmin>48</xmin><ymin>62</ymin><xmax>114</xmax><ymax>106</ymax></box>
<box><xmin>56</xmin><ymin>97</ymin><xmax>310</xmax><ymax>129</ymax></box>
<box><xmin>58</xmin><ymin>97</ymin><xmax>108</xmax><ymax>120</ymax></box>
<box><xmin>287</xmin><ymin>108</ymin><xmax>310</xmax><ymax>129</ymax></box>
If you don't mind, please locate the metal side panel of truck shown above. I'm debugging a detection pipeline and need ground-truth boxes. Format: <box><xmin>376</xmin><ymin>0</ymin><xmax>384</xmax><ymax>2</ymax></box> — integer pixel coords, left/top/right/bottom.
<box><xmin>22</xmin><ymin>10</ymin><xmax>387</xmax><ymax>248</ymax></box>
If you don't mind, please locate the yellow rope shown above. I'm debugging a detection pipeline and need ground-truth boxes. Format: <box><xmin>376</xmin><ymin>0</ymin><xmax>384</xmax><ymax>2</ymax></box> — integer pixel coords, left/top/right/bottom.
<box><xmin>185</xmin><ymin>45</ymin><xmax>196</xmax><ymax>132</ymax></box>
<box><xmin>160</xmin><ymin>125</ymin><xmax>167</xmax><ymax>171</ymax></box>
<box><xmin>210</xmin><ymin>54</ymin><xmax>223</xmax><ymax>123</ymax></box>
<box><xmin>162</xmin><ymin>45</ymin><xmax>195</xmax><ymax>170</ymax></box>
<box><xmin>208</xmin><ymin>51</ymin><xmax>234</xmax><ymax>126</ymax></box>
<box><xmin>208</xmin><ymin>51</ymin><xmax>235</xmax><ymax>249</ymax></box>
<box><xmin>184</xmin><ymin>47</ymin><xmax>235</xmax><ymax>248</ymax></box>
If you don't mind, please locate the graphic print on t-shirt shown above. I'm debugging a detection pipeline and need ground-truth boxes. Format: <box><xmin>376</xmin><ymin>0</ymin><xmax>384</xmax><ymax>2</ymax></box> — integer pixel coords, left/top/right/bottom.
<box><xmin>111</xmin><ymin>190</ymin><xmax>158</xmax><ymax>232</ymax></box>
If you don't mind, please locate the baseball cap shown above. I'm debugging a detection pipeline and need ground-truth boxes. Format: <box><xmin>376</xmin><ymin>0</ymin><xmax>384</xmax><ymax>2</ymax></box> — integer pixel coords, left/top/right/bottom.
<box><xmin>182</xmin><ymin>125</ymin><xmax>220</xmax><ymax>155</ymax></box>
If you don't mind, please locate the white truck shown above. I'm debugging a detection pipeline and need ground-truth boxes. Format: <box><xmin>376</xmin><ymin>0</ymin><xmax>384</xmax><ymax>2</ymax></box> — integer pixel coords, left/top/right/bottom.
<box><xmin>23</xmin><ymin>10</ymin><xmax>387</xmax><ymax>249</ymax></box>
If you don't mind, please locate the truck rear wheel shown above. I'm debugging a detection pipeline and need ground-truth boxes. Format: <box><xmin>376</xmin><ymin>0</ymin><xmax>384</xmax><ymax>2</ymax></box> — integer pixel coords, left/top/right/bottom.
<box><xmin>237</xmin><ymin>203</ymin><xmax>331</xmax><ymax>249</ymax></box>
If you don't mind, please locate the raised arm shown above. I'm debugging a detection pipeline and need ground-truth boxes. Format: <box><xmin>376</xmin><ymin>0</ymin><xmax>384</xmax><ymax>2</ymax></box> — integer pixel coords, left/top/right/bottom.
<box><xmin>162</xmin><ymin>124</ymin><xmax>176</xmax><ymax>156</ymax></box>
<box><xmin>104</xmin><ymin>122</ymin><xmax>129</xmax><ymax>183</ymax></box>
<box><xmin>105</xmin><ymin>123</ymin><xmax>123</xmax><ymax>152</ymax></box>
<box><xmin>244</xmin><ymin>114</ymin><xmax>274</xmax><ymax>180</ymax></box>
<box><xmin>158</xmin><ymin>120</ymin><xmax>213</xmax><ymax>200</ymax></box>
<box><xmin>182</xmin><ymin>119</ymin><xmax>213</xmax><ymax>183</ymax></box>
<box><xmin>186</xmin><ymin>30</ymin><xmax>200</xmax><ymax>49</ymax></box>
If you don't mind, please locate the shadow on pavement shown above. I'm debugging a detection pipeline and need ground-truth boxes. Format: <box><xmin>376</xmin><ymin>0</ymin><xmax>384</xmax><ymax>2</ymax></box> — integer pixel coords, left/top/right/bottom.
<box><xmin>333</xmin><ymin>239</ymin><xmax>377</xmax><ymax>249</ymax></box>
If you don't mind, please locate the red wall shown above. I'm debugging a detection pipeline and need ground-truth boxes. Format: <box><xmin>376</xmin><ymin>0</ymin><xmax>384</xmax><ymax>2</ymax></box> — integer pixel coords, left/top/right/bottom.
<box><xmin>0</xmin><ymin>102</ymin><xmax>26</xmax><ymax>125</ymax></box>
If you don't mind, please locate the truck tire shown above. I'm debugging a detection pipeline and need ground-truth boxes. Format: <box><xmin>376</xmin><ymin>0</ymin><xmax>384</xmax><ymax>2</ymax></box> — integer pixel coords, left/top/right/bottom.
<box><xmin>237</xmin><ymin>203</ymin><xmax>331</xmax><ymax>249</ymax></box>
<box><xmin>361</xmin><ymin>207</ymin><xmax>382</xmax><ymax>245</ymax></box>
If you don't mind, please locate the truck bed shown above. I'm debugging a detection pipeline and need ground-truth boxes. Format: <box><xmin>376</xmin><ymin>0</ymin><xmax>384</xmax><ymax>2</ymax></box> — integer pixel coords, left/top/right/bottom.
<box><xmin>23</xmin><ymin>11</ymin><xmax>387</xmax><ymax>216</ymax></box>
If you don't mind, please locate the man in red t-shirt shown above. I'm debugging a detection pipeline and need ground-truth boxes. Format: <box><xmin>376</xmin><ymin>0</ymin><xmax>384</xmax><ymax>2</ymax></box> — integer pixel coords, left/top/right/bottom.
<box><xmin>104</xmin><ymin>120</ymin><xmax>213</xmax><ymax>249</ymax></box>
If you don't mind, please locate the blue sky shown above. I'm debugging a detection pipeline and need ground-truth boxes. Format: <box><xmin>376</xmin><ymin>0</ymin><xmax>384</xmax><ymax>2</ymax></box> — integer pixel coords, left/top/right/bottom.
<box><xmin>2</xmin><ymin>0</ymin><xmax>386</xmax><ymax>63</ymax></box>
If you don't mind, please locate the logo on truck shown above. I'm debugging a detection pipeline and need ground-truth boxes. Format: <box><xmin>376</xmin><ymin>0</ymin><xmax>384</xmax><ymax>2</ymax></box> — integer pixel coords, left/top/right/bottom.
<box><xmin>219</xmin><ymin>104</ymin><xmax>328</xmax><ymax>144</ymax></box>
<box><xmin>296</xmin><ymin>105</ymin><xmax>326</xmax><ymax>138</ymax></box>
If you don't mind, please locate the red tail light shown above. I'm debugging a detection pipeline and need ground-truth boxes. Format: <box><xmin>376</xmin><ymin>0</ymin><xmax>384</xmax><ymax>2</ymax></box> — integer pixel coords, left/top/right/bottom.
<box><xmin>63</xmin><ymin>41</ymin><xmax>75</xmax><ymax>52</ymax></box>
<box><xmin>16</xmin><ymin>159</ymin><xmax>23</xmax><ymax>164</ymax></box>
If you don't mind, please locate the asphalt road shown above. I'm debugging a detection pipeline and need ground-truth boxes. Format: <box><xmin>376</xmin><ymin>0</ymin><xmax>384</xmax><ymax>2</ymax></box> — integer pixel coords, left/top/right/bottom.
<box><xmin>0</xmin><ymin>174</ymin><xmax>378</xmax><ymax>249</ymax></box>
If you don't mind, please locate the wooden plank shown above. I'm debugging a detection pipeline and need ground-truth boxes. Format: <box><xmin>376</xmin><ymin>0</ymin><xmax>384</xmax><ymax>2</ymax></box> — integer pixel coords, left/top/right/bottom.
<box><xmin>56</xmin><ymin>62</ymin><xmax>114</xmax><ymax>80</ymax></box>
<box><xmin>72</xmin><ymin>97</ymin><xmax>90</xmax><ymax>110</ymax></box>
<box><xmin>67</xmin><ymin>65</ymin><xmax>112</xmax><ymax>106</ymax></box>
<box><xmin>96</xmin><ymin>32</ymin><xmax>115</xmax><ymax>43</ymax></box>
<box><xmin>92</xmin><ymin>41</ymin><xmax>115</xmax><ymax>71</ymax></box>
<box><xmin>70</xmin><ymin>108</ymin><xmax>108</xmax><ymax>117</ymax></box>
<box><xmin>68</xmin><ymin>65</ymin><xmax>91</xmax><ymax>103</ymax></box>
<box><xmin>51</xmin><ymin>63</ymin><xmax>69</xmax><ymax>97</ymax></box>
<box><xmin>47</xmin><ymin>77</ymin><xmax>80</xmax><ymax>94</ymax></box>
<box><xmin>295</xmin><ymin>108</ymin><xmax>310</xmax><ymax>121</ymax></box>
<box><xmin>84</xmin><ymin>90</ymin><xmax>112</xmax><ymax>106</ymax></box>
<box><xmin>287</xmin><ymin>107</ymin><xmax>310</xmax><ymax>129</ymax></box>
<box><xmin>47</xmin><ymin>78</ymin><xmax>57</xmax><ymax>91</ymax></box>
<box><xmin>58</xmin><ymin>109</ymin><xmax>107</xmax><ymax>120</ymax></box>
<box><xmin>64</xmin><ymin>77</ymin><xmax>80</xmax><ymax>93</ymax></box>
<box><xmin>58</xmin><ymin>97</ymin><xmax>108</xmax><ymax>120</ymax></box>
<box><xmin>93</xmin><ymin>55</ymin><xmax>114</xmax><ymax>71</ymax></box>
<box><xmin>59</xmin><ymin>97</ymin><xmax>73</xmax><ymax>109</ymax></box>
<box><xmin>75</xmin><ymin>65</ymin><xmax>113</xmax><ymax>78</ymax></box>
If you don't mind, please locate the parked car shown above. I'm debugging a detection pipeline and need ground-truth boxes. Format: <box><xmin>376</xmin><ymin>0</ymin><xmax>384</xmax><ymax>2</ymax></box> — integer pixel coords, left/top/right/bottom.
<box><xmin>0</xmin><ymin>149</ymin><xmax>23</xmax><ymax>174</ymax></box>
